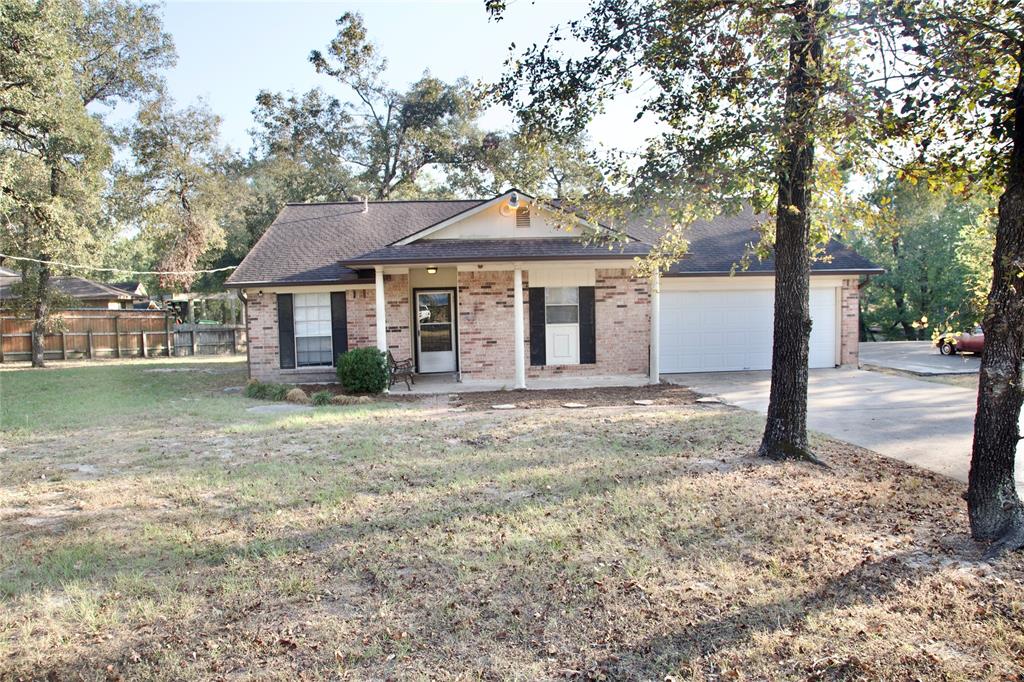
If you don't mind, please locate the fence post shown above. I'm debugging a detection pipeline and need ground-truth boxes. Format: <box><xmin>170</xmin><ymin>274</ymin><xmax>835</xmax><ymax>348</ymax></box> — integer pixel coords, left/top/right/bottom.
<box><xmin>0</xmin><ymin>323</ymin><xmax>5</xmax><ymax>363</ymax></box>
<box><xmin>61</xmin><ymin>331</ymin><xmax>68</xmax><ymax>360</ymax></box>
<box><xmin>114</xmin><ymin>316</ymin><xmax>121</xmax><ymax>358</ymax></box>
<box><xmin>231</xmin><ymin>327</ymin><xmax>238</xmax><ymax>354</ymax></box>
<box><xmin>141</xmin><ymin>330</ymin><xmax>148</xmax><ymax>358</ymax></box>
<box><xmin>87</xmin><ymin>330</ymin><xmax>94</xmax><ymax>359</ymax></box>
<box><xmin>165</xmin><ymin>315</ymin><xmax>172</xmax><ymax>357</ymax></box>
<box><xmin>192</xmin><ymin>329</ymin><xmax>198</xmax><ymax>356</ymax></box>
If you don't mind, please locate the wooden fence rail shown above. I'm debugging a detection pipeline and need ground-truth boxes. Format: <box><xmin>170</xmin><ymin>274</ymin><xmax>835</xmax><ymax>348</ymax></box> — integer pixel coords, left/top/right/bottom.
<box><xmin>0</xmin><ymin>311</ymin><xmax>247</xmax><ymax>362</ymax></box>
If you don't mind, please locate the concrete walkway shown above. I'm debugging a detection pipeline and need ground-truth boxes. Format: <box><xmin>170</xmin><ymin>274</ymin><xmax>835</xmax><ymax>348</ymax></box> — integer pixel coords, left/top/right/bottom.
<box><xmin>860</xmin><ymin>340</ymin><xmax>980</xmax><ymax>375</ymax></box>
<box><xmin>666</xmin><ymin>368</ymin><xmax>1023</xmax><ymax>490</ymax></box>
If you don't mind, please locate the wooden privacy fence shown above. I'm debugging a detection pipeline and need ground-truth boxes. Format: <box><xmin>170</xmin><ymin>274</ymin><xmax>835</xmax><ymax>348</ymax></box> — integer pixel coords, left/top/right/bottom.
<box><xmin>0</xmin><ymin>310</ymin><xmax>247</xmax><ymax>362</ymax></box>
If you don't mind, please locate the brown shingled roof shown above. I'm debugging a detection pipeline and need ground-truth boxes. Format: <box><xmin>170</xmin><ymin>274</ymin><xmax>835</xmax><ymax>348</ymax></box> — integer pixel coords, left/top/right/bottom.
<box><xmin>227</xmin><ymin>197</ymin><xmax>881</xmax><ymax>287</ymax></box>
<box><xmin>226</xmin><ymin>200</ymin><xmax>485</xmax><ymax>286</ymax></box>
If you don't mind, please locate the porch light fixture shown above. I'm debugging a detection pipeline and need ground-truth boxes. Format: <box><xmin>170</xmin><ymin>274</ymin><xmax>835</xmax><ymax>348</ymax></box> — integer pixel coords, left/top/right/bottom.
<box><xmin>426</xmin><ymin>266</ymin><xmax>438</xmax><ymax>274</ymax></box>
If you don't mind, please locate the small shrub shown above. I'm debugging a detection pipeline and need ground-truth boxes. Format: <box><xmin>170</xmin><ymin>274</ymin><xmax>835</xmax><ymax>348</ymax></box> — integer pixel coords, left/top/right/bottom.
<box><xmin>337</xmin><ymin>347</ymin><xmax>388</xmax><ymax>394</ymax></box>
<box><xmin>245</xmin><ymin>380</ymin><xmax>290</xmax><ymax>401</ymax></box>
<box><xmin>266</xmin><ymin>383</ymin><xmax>289</xmax><ymax>401</ymax></box>
<box><xmin>285</xmin><ymin>388</ymin><xmax>310</xmax><ymax>404</ymax></box>
<box><xmin>311</xmin><ymin>390</ymin><xmax>333</xmax><ymax>406</ymax></box>
<box><xmin>330</xmin><ymin>394</ymin><xmax>357</xmax><ymax>405</ymax></box>
<box><xmin>244</xmin><ymin>379</ymin><xmax>269</xmax><ymax>399</ymax></box>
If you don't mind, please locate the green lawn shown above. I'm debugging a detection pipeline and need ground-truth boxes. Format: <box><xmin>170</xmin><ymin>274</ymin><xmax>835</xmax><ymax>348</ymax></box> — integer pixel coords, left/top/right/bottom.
<box><xmin>0</xmin><ymin>356</ymin><xmax>252</xmax><ymax>435</ymax></box>
<box><xmin>1</xmin><ymin>359</ymin><xmax>1021</xmax><ymax>680</ymax></box>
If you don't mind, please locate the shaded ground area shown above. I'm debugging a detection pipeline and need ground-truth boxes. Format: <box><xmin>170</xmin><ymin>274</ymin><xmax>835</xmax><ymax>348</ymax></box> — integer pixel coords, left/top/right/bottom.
<box><xmin>450</xmin><ymin>382</ymin><xmax>697</xmax><ymax>411</ymax></box>
<box><xmin>1</xmin><ymin>359</ymin><xmax>1022</xmax><ymax>680</ymax></box>
<box><xmin>670</xmin><ymin>368</ymin><xmax>1021</xmax><ymax>489</ymax></box>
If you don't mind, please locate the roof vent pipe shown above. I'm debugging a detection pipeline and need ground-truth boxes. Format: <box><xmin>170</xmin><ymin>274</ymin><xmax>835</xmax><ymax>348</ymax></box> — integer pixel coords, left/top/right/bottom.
<box><xmin>362</xmin><ymin>196</ymin><xmax>368</xmax><ymax>213</ymax></box>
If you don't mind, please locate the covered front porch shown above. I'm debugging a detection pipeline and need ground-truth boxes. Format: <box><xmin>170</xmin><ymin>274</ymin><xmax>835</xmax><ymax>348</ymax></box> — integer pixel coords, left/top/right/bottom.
<box><xmin>368</xmin><ymin>262</ymin><xmax>661</xmax><ymax>391</ymax></box>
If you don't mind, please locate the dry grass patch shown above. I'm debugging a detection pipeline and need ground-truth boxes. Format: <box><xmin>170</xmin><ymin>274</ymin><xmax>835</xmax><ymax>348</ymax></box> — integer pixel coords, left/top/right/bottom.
<box><xmin>0</xmin><ymin>373</ymin><xmax>1022</xmax><ymax>680</ymax></box>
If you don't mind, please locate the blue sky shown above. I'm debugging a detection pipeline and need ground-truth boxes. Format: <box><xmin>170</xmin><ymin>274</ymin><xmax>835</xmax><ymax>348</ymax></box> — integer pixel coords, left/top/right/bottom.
<box><xmin>138</xmin><ymin>0</ymin><xmax>653</xmax><ymax>154</ymax></box>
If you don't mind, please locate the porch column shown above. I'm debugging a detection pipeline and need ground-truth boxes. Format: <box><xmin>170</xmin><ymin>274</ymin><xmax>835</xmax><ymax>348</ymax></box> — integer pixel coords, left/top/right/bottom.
<box><xmin>513</xmin><ymin>267</ymin><xmax>526</xmax><ymax>389</ymax></box>
<box><xmin>649</xmin><ymin>270</ymin><xmax>660</xmax><ymax>384</ymax></box>
<box><xmin>375</xmin><ymin>267</ymin><xmax>387</xmax><ymax>352</ymax></box>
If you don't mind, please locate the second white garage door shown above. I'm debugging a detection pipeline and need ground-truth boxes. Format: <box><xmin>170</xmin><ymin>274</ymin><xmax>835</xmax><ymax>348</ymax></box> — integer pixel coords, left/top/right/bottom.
<box><xmin>659</xmin><ymin>287</ymin><xmax>837</xmax><ymax>373</ymax></box>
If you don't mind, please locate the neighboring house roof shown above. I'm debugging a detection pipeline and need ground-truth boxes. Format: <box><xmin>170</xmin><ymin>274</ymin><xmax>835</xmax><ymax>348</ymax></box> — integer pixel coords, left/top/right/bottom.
<box><xmin>110</xmin><ymin>281</ymin><xmax>147</xmax><ymax>297</ymax></box>
<box><xmin>227</xmin><ymin>194</ymin><xmax>881</xmax><ymax>287</ymax></box>
<box><xmin>0</xmin><ymin>274</ymin><xmax>133</xmax><ymax>302</ymax></box>
<box><xmin>342</xmin><ymin>238</ymin><xmax>651</xmax><ymax>266</ymax></box>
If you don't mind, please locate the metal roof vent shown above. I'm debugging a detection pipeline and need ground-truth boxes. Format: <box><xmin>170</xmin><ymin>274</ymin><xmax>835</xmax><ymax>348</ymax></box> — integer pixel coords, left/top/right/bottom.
<box><xmin>515</xmin><ymin>206</ymin><xmax>530</xmax><ymax>228</ymax></box>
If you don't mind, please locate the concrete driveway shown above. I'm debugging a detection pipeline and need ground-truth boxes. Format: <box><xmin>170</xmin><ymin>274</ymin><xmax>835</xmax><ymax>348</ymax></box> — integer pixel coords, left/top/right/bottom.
<box><xmin>666</xmin><ymin>368</ymin><xmax>1023</xmax><ymax>490</ymax></box>
<box><xmin>860</xmin><ymin>340</ymin><xmax>980</xmax><ymax>375</ymax></box>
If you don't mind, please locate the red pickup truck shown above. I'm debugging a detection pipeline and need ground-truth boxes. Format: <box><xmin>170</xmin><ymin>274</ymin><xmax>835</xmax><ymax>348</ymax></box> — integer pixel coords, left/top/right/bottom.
<box><xmin>937</xmin><ymin>327</ymin><xmax>984</xmax><ymax>355</ymax></box>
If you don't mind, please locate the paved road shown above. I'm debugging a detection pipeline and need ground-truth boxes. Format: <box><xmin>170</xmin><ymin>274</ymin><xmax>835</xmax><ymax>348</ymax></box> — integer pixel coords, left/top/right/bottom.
<box><xmin>666</xmin><ymin>368</ymin><xmax>1023</xmax><ymax>490</ymax></box>
<box><xmin>860</xmin><ymin>340</ymin><xmax>980</xmax><ymax>375</ymax></box>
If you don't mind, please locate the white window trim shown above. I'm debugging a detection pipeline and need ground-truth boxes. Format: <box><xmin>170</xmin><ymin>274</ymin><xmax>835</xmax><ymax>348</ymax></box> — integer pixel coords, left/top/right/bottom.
<box><xmin>293</xmin><ymin>293</ymin><xmax>334</xmax><ymax>368</ymax></box>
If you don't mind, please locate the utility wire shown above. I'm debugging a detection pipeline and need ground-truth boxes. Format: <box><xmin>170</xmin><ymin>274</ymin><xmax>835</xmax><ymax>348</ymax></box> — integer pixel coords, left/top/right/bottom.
<box><xmin>0</xmin><ymin>253</ymin><xmax>237</xmax><ymax>276</ymax></box>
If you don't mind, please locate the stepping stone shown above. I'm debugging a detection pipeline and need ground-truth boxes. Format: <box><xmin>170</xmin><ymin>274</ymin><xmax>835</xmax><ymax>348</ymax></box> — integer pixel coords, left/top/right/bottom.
<box><xmin>491</xmin><ymin>403</ymin><xmax>517</xmax><ymax>410</ymax></box>
<box><xmin>633</xmin><ymin>399</ymin><xmax>655</xmax><ymax>406</ymax></box>
<box><xmin>222</xmin><ymin>386</ymin><xmax>243</xmax><ymax>394</ymax></box>
<box><xmin>561</xmin><ymin>402</ymin><xmax>588</xmax><ymax>409</ymax></box>
<box><xmin>246</xmin><ymin>404</ymin><xmax>313</xmax><ymax>415</ymax></box>
<box><xmin>696</xmin><ymin>396</ymin><xmax>723</xmax><ymax>404</ymax></box>
<box><xmin>448</xmin><ymin>407</ymin><xmax>467</xmax><ymax>413</ymax></box>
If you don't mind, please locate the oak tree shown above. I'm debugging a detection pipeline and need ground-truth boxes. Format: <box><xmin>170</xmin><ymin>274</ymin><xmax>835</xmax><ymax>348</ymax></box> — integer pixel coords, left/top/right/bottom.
<box><xmin>489</xmin><ymin>0</ymin><xmax>880</xmax><ymax>463</ymax></box>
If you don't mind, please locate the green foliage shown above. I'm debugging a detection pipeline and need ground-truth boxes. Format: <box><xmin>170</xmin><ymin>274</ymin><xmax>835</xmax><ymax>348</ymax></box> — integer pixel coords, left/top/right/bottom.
<box><xmin>955</xmin><ymin>215</ymin><xmax>997</xmax><ymax>323</ymax></box>
<box><xmin>113</xmin><ymin>95</ymin><xmax>238</xmax><ymax>291</ymax></box>
<box><xmin>308</xmin><ymin>12</ymin><xmax>485</xmax><ymax>200</ymax></box>
<box><xmin>310</xmin><ymin>390</ymin><xmax>334</xmax><ymax>406</ymax></box>
<box><xmin>486</xmin><ymin>1</ymin><xmax>904</xmax><ymax>279</ymax></box>
<box><xmin>853</xmin><ymin>178</ymin><xmax>997</xmax><ymax>339</ymax></box>
<box><xmin>336</xmin><ymin>348</ymin><xmax>388</xmax><ymax>394</ymax></box>
<box><xmin>0</xmin><ymin>0</ymin><xmax>175</xmax><ymax>364</ymax></box>
<box><xmin>244</xmin><ymin>380</ymin><xmax>290</xmax><ymax>401</ymax></box>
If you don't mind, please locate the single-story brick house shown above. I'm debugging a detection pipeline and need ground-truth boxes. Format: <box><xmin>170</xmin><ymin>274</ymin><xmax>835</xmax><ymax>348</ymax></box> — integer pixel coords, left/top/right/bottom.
<box><xmin>225</xmin><ymin>189</ymin><xmax>881</xmax><ymax>387</ymax></box>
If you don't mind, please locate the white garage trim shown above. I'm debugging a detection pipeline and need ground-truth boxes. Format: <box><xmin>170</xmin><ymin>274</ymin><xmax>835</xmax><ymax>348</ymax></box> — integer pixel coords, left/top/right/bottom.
<box><xmin>658</xmin><ymin>276</ymin><xmax>841</xmax><ymax>373</ymax></box>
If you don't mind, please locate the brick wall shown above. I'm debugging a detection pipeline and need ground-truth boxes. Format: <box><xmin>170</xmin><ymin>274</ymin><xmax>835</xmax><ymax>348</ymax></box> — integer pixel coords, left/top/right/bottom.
<box><xmin>526</xmin><ymin>268</ymin><xmax>650</xmax><ymax>379</ymax></box>
<box><xmin>384</xmin><ymin>274</ymin><xmax>412</xmax><ymax>360</ymax></box>
<box><xmin>346</xmin><ymin>289</ymin><xmax>376</xmax><ymax>349</ymax></box>
<box><xmin>840</xmin><ymin>277</ymin><xmax>860</xmax><ymax>366</ymax></box>
<box><xmin>243</xmin><ymin>285</ymin><xmax>409</xmax><ymax>383</ymax></box>
<box><xmin>245</xmin><ymin>291</ymin><xmax>283</xmax><ymax>381</ymax></box>
<box><xmin>457</xmin><ymin>270</ymin><xmax>519</xmax><ymax>381</ymax></box>
<box><xmin>455</xmin><ymin>268</ymin><xmax>651</xmax><ymax>382</ymax></box>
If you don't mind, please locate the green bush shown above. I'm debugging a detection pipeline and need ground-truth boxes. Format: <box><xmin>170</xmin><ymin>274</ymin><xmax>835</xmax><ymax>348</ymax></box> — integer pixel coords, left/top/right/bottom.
<box><xmin>336</xmin><ymin>347</ymin><xmax>388</xmax><ymax>394</ymax></box>
<box><xmin>245</xmin><ymin>380</ymin><xmax>290</xmax><ymax>401</ymax></box>
<box><xmin>311</xmin><ymin>390</ymin><xmax>333</xmax><ymax>406</ymax></box>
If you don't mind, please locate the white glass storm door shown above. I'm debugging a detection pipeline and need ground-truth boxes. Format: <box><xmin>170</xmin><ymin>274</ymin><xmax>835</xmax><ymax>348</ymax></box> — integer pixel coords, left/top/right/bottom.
<box><xmin>415</xmin><ymin>290</ymin><xmax>457</xmax><ymax>373</ymax></box>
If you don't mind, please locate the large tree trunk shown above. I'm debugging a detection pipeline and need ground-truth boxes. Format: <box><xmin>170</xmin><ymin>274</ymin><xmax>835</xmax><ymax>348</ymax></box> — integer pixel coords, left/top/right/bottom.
<box><xmin>31</xmin><ymin>263</ymin><xmax>50</xmax><ymax>368</ymax></box>
<box><xmin>967</xmin><ymin>70</ymin><xmax>1024</xmax><ymax>558</ymax></box>
<box><xmin>758</xmin><ymin>0</ymin><xmax>828</xmax><ymax>464</ymax></box>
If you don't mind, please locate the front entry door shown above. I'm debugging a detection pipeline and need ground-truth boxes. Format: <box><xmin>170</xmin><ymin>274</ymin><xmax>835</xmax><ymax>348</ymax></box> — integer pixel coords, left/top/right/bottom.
<box><xmin>415</xmin><ymin>290</ymin><xmax>457</xmax><ymax>373</ymax></box>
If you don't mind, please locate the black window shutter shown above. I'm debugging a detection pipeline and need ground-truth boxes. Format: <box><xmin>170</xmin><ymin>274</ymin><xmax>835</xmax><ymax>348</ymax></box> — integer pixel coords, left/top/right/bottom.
<box><xmin>528</xmin><ymin>287</ymin><xmax>546</xmax><ymax>366</ymax></box>
<box><xmin>579</xmin><ymin>286</ymin><xmax>596</xmax><ymax>364</ymax></box>
<box><xmin>277</xmin><ymin>293</ymin><xmax>295</xmax><ymax>369</ymax></box>
<box><xmin>330</xmin><ymin>292</ymin><xmax>348</xmax><ymax>365</ymax></box>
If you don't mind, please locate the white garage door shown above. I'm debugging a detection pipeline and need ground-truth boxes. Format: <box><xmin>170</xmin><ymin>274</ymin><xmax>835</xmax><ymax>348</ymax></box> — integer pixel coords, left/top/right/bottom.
<box><xmin>659</xmin><ymin>288</ymin><xmax>837</xmax><ymax>373</ymax></box>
